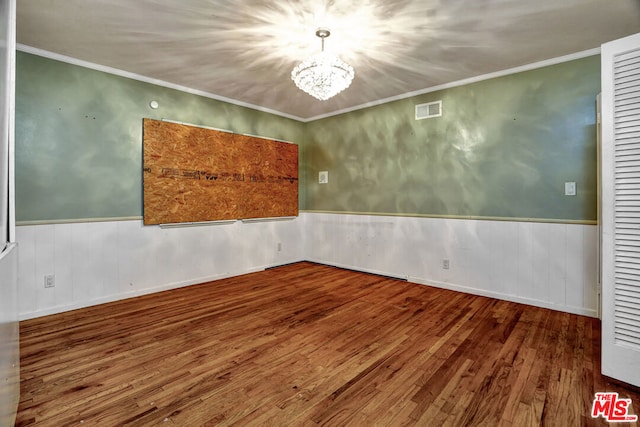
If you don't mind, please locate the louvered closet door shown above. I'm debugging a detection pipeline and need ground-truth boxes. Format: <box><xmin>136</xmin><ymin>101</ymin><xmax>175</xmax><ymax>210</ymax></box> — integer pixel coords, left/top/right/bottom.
<box><xmin>601</xmin><ymin>32</ymin><xmax>640</xmax><ymax>387</ymax></box>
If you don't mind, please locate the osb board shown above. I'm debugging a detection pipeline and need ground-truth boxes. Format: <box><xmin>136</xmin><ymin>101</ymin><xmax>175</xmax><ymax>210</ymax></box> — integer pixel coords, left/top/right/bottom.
<box><xmin>143</xmin><ymin>119</ymin><xmax>298</xmax><ymax>225</ymax></box>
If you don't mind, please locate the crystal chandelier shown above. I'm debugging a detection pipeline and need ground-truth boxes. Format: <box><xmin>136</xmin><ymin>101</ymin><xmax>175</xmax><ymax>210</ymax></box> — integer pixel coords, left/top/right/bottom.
<box><xmin>291</xmin><ymin>28</ymin><xmax>354</xmax><ymax>101</ymax></box>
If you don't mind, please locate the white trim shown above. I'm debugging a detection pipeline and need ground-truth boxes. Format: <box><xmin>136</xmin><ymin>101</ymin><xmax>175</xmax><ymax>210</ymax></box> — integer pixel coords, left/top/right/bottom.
<box><xmin>18</xmin><ymin>43</ymin><xmax>600</xmax><ymax>123</ymax></box>
<box><xmin>18</xmin><ymin>257</ymin><xmax>599</xmax><ymax>321</ymax></box>
<box><xmin>159</xmin><ymin>220</ymin><xmax>237</xmax><ymax>228</ymax></box>
<box><xmin>408</xmin><ymin>276</ymin><xmax>598</xmax><ymax>318</ymax></box>
<box><xmin>285</xmin><ymin>257</ymin><xmax>597</xmax><ymax>318</ymax></box>
<box><xmin>305</xmin><ymin>258</ymin><xmax>409</xmax><ymax>281</ymax></box>
<box><xmin>160</xmin><ymin>118</ymin><xmax>233</xmax><ymax>134</ymax></box>
<box><xmin>244</xmin><ymin>266</ymin><xmax>269</xmax><ymax>274</ymax></box>
<box><xmin>7</xmin><ymin>0</ymin><xmax>15</xmax><ymax>243</ymax></box>
<box><xmin>17</xmin><ymin>259</ymin><xmax>307</xmax><ymax>321</ymax></box>
<box><xmin>16</xmin><ymin>216</ymin><xmax>143</xmax><ymax>226</ymax></box>
<box><xmin>160</xmin><ymin>118</ymin><xmax>297</xmax><ymax>145</ymax></box>
<box><xmin>16</xmin><ymin>212</ymin><xmax>599</xmax><ymax>227</ymax></box>
<box><xmin>301</xmin><ymin>209</ymin><xmax>597</xmax><ymax>225</ymax></box>
<box><xmin>16</xmin><ymin>44</ymin><xmax>305</xmax><ymax>122</ymax></box>
<box><xmin>18</xmin><ymin>271</ymin><xmax>233</xmax><ymax>320</ymax></box>
<box><xmin>239</xmin><ymin>133</ymin><xmax>296</xmax><ymax>145</ymax></box>
<box><xmin>241</xmin><ymin>216</ymin><xmax>297</xmax><ymax>223</ymax></box>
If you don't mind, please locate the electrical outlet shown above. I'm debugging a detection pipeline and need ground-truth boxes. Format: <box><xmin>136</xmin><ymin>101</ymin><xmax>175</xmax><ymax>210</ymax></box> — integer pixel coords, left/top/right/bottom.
<box><xmin>277</xmin><ymin>242</ymin><xmax>282</xmax><ymax>252</ymax></box>
<box><xmin>442</xmin><ymin>259</ymin><xmax>450</xmax><ymax>270</ymax></box>
<box><xmin>44</xmin><ymin>274</ymin><xmax>55</xmax><ymax>288</ymax></box>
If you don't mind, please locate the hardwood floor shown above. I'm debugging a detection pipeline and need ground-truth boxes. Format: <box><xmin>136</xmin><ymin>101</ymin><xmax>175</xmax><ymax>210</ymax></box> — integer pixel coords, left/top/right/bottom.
<box><xmin>16</xmin><ymin>262</ymin><xmax>640</xmax><ymax>426</ymax></box>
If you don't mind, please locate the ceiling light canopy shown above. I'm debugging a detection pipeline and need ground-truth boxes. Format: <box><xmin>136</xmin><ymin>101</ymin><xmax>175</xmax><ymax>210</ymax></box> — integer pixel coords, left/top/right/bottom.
<box><xmin>291</xmin><ymin>28</ymin><xmax>354</xmax><ymax>101</ymax></box>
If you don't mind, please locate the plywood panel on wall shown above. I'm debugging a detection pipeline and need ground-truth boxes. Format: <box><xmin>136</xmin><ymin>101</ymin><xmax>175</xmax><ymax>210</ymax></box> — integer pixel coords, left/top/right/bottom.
<box><xmin>143</xmin><ymin>119</ymin><xmax>298</xmax><ymax>225</ymax></box>
<box><xmin>237</xmin><ymin>134</ymin><xmax>299</xmax><ymax>219</ymax></box>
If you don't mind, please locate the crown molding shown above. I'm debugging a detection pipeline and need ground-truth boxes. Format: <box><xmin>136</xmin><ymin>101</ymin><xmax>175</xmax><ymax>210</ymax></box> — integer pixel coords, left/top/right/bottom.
<box><xmin>18</xmin><ymin>44</ymin><xmax>600</xmax><ymax>123</ymax></box>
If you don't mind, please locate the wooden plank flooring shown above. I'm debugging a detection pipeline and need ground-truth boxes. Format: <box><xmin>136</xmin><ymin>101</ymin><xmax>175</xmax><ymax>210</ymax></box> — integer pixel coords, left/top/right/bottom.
<box><xmin>16</xmin><ymin>262</ymin><xmax>640</xmax><ymax>426</ymax></box>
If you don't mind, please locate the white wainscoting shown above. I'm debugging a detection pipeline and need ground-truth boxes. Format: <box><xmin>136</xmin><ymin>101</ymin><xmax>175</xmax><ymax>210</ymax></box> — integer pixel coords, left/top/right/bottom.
<box><xmin>17</xmin><ymin>218</ymin><xmax>305</xmax><ymax>319</ymax></box>
<box><xmin>303</xmin><ymin>213</ymin><xmax>599</xmax><ymax>317</ymax></box>
<box><xmin>17</xmin><ymin>213</ymin><xmax>599</xmax><ymax>319</ymax></box>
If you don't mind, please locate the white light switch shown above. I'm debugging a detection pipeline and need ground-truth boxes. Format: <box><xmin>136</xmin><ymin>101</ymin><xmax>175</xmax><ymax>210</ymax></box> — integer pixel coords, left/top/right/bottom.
<box><xmin>565</xmin><ymin>182</ymin><xmax>576</xmax><ymax>196</ymax></box>
<box><xmin>319</xmin><ymin>171</ymin><xmax>328</xmax><ymax>184</ymax></box>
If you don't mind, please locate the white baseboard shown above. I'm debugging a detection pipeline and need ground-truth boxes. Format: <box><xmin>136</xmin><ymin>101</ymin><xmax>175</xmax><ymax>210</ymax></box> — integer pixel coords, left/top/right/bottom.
<box><xmin>18</xmin><ymin>271</ymin><xmax>231</xmax><ymax>320</ymax></box>
<box><xmin>305</xmin><ymin>257</ymin><xmax>598</xmax><ymax>318</ymax></box>
<box><xmin>18</xmin><ymin>256</ymin><xmax>599</xmax><ymax>320</ymax></box>
<box><xmin>19</xmin><ymin>258</ymin><xmax>306</xmax><ymax>320</ymax></box>
<box><xmin>409</xmin><ymin>276</ymin><xmax>598</xmax><ymax>318</ymax></box>
<box><xmin>305</xmin><ymin>258</ymin><xmax>409</xmax><ymax>281</ymax></box>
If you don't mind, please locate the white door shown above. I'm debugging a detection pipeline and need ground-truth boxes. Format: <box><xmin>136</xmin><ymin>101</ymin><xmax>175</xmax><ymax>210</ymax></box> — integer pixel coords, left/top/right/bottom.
<box><xmin>601</xmin><ymin>32</ymin><xmax>640</xmax><ymax>387</ymax></box>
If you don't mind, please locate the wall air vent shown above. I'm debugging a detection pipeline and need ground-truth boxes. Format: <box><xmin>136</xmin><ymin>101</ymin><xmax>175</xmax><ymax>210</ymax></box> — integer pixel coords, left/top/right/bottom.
<box><xmin>415</xmin><ymin>100</ymin><xmax>442</xmax><ymax>120</ymax></box>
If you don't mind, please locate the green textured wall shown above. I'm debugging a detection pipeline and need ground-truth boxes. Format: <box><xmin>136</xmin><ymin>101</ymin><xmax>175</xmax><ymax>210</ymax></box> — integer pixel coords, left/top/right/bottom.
<box><xmin>304</xmin><ymin>55</ymin><xmax>600</xmax><ymax>222</ymax></box>
<box><xmin>16</xmin><ymin>52</ymin><xmax>599</xmax><ymax>223</ymax></box>
<box><xmin>15</xmin><ymin>52</ymin><xmax>305</xmax><ymax>222</ymax></box>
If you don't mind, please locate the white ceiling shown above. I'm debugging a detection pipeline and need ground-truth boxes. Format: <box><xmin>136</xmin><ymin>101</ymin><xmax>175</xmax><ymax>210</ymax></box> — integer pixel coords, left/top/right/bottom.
<box><xmin>16</xmin><ymin>0</ymin><xmax>640</xmax><ymax>121</ymax></box>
